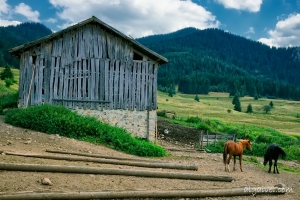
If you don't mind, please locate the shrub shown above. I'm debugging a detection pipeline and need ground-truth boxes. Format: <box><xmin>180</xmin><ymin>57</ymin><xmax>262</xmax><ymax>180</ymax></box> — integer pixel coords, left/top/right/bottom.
<box><xmin>194</xmin><ymin>95</ymin><xmax>200</xmax><ymax>102</ymax></box>
<box><xmin>185</xmin><ymin>116</ymin><xmax>202</xmax><ymax>124</ymax></box>
<box><xmin>0</xmin><ymin>92</ymin><xmax>18</xmax><ymax>115</ymax></box>
<box><xmin>5</xmin><ymin>78</ymin><xmax>14</xmax><ymax>87</ymax></box>
<box><xmin>157</xmin><ymin>110</ymin><xmax>167</xmax><ymax>117</ymax></box>
<box><xmin>0</xmin><ymin>65</ymin><xmax>14</xmax><ymax>80</ymax></box>
<box><xmin>4</xmin><ymin>104</ymin><xmax>166</xmax><ymax>157</ymax></box>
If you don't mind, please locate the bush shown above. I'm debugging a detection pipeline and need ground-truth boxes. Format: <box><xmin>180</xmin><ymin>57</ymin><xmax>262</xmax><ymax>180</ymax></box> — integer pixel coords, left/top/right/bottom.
<box><xmin>0</xmin><ymin>93</ymin><xmax>18</xmax><ymax>115</ymax></box>
<box><xmin>0</xmin><ymin>65</ymin><xmax>14</xmax><ymax>80</ymax></box>
<box><xmin>157</xmin><ymin>110</ymin><xmax>167</xmax><ymax>117</ymax></box>
<box><xmin>4</xmin><ymin>104</ymin><xmax>166</xmax><ymax>157</ymax></box>
<box><xmin>5</xmin><ymin>78</ymin><xmax>14</xmax><ymax>87</ymax></box>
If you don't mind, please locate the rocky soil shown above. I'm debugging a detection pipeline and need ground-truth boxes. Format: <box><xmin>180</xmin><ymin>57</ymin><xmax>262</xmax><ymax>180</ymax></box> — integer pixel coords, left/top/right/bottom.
<box><xmin>0</xmin><ymin>115</ymin><xmax>299</xmax><ymax>199</ymax></box>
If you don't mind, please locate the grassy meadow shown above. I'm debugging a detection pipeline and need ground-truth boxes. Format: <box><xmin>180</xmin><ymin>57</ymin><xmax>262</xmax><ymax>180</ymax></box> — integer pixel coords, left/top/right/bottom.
<box><xmin>157</xmin><ymin>91</ymin><xmax>300</xmax><ymax>136</ymax></box>
<box><xmin>0</xmin><ymin>67</ymin><xmax>19</xmax><ymax>94</ymax></box>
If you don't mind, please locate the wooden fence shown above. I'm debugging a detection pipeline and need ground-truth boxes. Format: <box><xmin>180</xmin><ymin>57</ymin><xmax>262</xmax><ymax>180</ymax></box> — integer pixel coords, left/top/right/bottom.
<box><xmin>199</xmin><ymin>130</ymin><xmax>236</xmax><ymax>149</ymax></box>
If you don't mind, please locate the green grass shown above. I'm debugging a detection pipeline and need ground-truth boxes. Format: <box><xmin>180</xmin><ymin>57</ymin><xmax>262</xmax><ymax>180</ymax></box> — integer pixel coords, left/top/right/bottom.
<box><xmin>0</xmin><ymin>67</ymin><xmax>19</xmax><ymax>94</ymax></box>
<box><xmin>158</xmin><ymin>91</ymin><xmax>300</xmax><ymax>135</ymax></box>
<box><xmin>158</xmin><ymin>91</ymin><xmax>300</xmax><ymax>167</ymax></box>
<box><xmin>4</xmin><ymin>104</ymin><xmax>166</xmax><ymax>157</ymax></box>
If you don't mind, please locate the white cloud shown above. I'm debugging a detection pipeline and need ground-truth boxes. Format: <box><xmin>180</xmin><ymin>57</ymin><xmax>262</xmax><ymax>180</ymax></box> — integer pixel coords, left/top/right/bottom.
<box><xmin>0</xmin><ymin>19</ymin><xmax>21</xmax><ymax>27</ymax></box>
<box><xmin>0</xmin><ymin>0</ymin><xmax>20</xmax><ymax>27</ymax></box>
<box><xmin>0</xmin><ymin>0</ymin><xmax>9</xmax><ymax>15</ymax></box>
<box><xmin>258</xmin><ymin>13</ymin><xmax>300</xmax><ymax>47</ymax></box>
<box><xmin>14</xmin><ymin>3</ymin><xmax>40</xmax><ymax>22</ymax></box>
<box><xmin>246</xmin><ymin>27</ymin><xmax>255</xmax><ymax>34</ymax></box>
<box><xmin>45</xmin><ymin>18</ymin><xmax>57</xmax><ymax>23</ymax></box>
<box><xmin>214</xmin><ymin>0</ymin><xmax>262</xmax><ymax>12</ymax></box>
<box><xmin>244</xmin><ymin>27</ymin><xmax>255</xmax><ymax>39</ymax></box>
<box><xmin>49</xmin><ymin>0</ymin><xmax>220</xmax><ymax>38</ymax></box>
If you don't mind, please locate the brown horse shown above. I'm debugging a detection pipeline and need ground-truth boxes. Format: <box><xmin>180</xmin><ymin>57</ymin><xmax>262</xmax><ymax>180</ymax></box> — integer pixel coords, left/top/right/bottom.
<box><xmin>223</xmin><ymin>140</ymin><xmax>252</xmax><ymax>172</ymax></box>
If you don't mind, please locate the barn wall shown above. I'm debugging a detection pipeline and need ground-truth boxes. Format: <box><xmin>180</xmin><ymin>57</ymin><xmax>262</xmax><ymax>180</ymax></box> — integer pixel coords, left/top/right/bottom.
<box><xmin>17</xmin><ymin>23</ymin><xmax>161</xmax><ymax>142</ymax></box>
<box><xmin>76</xmin><ymin>109</ymin><xmax>157</xmax><ymax>141</ymax></box>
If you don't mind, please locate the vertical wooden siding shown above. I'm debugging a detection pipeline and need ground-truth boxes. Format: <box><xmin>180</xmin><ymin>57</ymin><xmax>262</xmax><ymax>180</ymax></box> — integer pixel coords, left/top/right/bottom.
<box><xmin>18</xmin><ymin>24</ymin><xmax>159</xmax><ymax>111</ymax></box>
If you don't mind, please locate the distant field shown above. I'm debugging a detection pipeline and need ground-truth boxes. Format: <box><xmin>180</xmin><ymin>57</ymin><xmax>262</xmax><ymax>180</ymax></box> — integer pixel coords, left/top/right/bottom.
<box><xmin>157</xmin><ymin>91</ymin><xmax>300</xmax><ymax>135</ymax></box>
<box><xmin>1</xmin><ymin>67</ymin><xmax>299</xmax><ymax>135</ymax></box>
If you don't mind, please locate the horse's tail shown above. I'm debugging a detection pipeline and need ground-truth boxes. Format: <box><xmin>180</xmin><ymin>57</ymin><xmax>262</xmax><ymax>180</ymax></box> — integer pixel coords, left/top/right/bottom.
<box><xmin>223</xmin><ymin>142</ymin><xmax>228</xmax><ymax>164</ymax></box>
<box><xmin>279</xmin><ymin>146</ymin><xmax>286</xmax><ymax>159</ymax></box>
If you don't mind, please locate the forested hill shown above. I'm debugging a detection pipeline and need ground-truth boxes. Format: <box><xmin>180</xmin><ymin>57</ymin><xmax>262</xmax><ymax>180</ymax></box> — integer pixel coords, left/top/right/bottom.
<box><xmin>137</xmin><ymin>28</ymin><xmax>300</xmax><ymax>100</ymax></box>
<box><xmin>0</xmin><ymin>22</ymin><xmax>52</xmax><ymax>68</ymax></box>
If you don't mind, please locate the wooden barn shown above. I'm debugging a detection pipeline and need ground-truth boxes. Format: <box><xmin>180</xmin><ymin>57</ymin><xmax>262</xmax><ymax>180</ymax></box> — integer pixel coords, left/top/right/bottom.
<box><xmin>9</xmin><ymin>16</ymin><xmax>168</xmax><ymax>142</ymax></box>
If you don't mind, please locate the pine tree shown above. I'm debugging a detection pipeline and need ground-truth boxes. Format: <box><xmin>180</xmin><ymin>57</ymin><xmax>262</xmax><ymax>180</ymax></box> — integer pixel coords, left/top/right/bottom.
<box><xmin>269</xmin><ymin>101</ymin><xmax>274</xmax><ymax>107</ymax></box>
<box><xmin>246</xmin><ymin>104</ymin><xmax>253</xmax><ymax>113</ymax></box>
<box><xmin>0</xmin><ymin>65</ymin><xmax>14</xmax><ymax>80</ymax></box>
<box><xmin>232</xmin><ymin>94</ymin><xmax>242</xmax><ymax>112</ymax></box>
<box><xmin>194</xmin><ymin>95</ymin><xmax>200</xmax><ymax>102</ymax></box>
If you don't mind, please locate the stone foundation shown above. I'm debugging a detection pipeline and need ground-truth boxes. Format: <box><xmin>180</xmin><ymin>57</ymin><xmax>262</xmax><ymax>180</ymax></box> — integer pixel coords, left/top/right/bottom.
<box><xmin>75</xmin><ymin>109</ymin><xmax>157</xmax><ymax>142</ymax></box>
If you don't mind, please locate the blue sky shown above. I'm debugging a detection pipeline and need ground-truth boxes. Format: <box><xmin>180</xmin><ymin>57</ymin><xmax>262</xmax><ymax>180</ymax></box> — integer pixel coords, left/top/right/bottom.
<box><xmin>0</xmin><ymin>0</ymin><xmax>300</xmax><ymax>47</ymax></box>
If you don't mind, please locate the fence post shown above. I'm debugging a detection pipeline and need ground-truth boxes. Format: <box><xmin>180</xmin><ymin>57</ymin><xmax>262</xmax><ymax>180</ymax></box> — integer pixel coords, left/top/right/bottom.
<box><xmin>206</xmin><ymin>130</ymin><xmax>209</xmax><ymax>146</ymax></box>
<box><xmin>199</xmin><ymin>131</ymin><xmax>203</xmax><ymax>150</ymax></box>
<box><xmin>214</xmin><ymin>133</ymin><xmax>217</xmax><ymax>146</ymax></box>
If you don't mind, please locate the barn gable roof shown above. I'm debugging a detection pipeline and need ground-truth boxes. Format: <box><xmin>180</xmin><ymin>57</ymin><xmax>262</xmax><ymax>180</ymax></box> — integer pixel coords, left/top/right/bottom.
<box><xmin>8</xmin><ymin>16</ymin><xmax>168</xmax><ymax>64</ymax></box>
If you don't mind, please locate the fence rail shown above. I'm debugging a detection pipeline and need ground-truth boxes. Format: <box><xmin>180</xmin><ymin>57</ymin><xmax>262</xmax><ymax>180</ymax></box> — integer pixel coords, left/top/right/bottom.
<box><xmin>199</xmin><ymin>130</ymin><xmax>236</xmax><ymax>149</ymax></box>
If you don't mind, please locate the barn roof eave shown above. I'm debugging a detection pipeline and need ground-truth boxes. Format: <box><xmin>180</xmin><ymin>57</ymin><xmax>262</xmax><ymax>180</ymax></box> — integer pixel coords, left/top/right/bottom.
<box><xmin>8</xmin><ymin>16</ymin><xmax>168</xmax><ymax>65</ymax></box>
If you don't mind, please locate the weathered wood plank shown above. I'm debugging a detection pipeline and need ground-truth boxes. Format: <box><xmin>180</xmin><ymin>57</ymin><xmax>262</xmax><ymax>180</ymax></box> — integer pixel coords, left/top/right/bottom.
<box><xmin>73</xmin><ymin>61</ymin><xmax>78</xmax><ymax>109</ymax></box>
<box><xmin>148</xmin><ymin>62</ymin><xmax>153</xmax><ymax>110</ymax></box>
<box><xmin>99</xmin><ymin>59</ymin><xmax>105</xmax><ymax>101</ymax></box>
<box><xmin>49</xmin><ymin>56</ymin><xmax>55</xmax><ymax>104</ymax></box>
<box><xmin>33</xmin><ymin>55</ymin><xmax>39</xmax><ymax>105</ymax></box>
<box><xmin>29</xmin><ymin>55</ymin><xmax>34</xmax><ymax>106</ymax></box>
<box><xmin>123</xmin><ymin>61</ymin><xmax>129</xmax><ymax>110</ymax></box>
<box><xmin>141</xmin><ymin>61</ymin><xmax>146</xmax><ymax>110</ymax></box>
<box><xmin>131</xmin><ymin>62</ymin><xmax>137</xmax><ymax>110</ymax></box>
<box><xmin>114</xmin><ymin>60</ymin><xmax>120</xmax><ymax>109</ymax></box>
<box><xmin>92</xmin><ymin>25</ymin><xmax>99</xmax><ymax>58</ymax></box>
<box><xmin>77</xmin><ymin>60</ymin><xmax>82</xmax><ymax>109</ymax></box>
<box><xmin>95</xmin><ymin>59</ymin><xmax>100</xmax><ymax>109</ymax></box>
<box><xmin>136</xmin><ymin>62</ymin><xmax>141</xmax><ymax>110</ymax></box>
<box><xmin>38</xmin><ymin>56</ymin><xmax>44</xmax><ymax>105</ymax></box>
<box><xmin>44</xmin><ymin>42</ymin><xmax>52</xmax><ymax>104</ymax></box>
<box><xmin>63</xmin><ymin>65</ymin><xmax>69</xmax><ymax>107</ymax></box>
<box><xmin>109</xmin><ymin>60</ymin><xmax>114</xmax><ymax>109</ymax></box>
<box><xmin>118</xmin><ymin>61</ymin><xmax>124</xmax><ymax>109</ymax></box>
<box><xmin>82</xmin><ymin>60</ymin><xmax>87</xmax><ymax>109</ymax></box>
<box><xmin>91</xmin><ymin>58</ymin><xmax>96</xmax><ymax>109</ymax></box>
<box><xmin>104</xmin><ymin>59</ymin><xmax>109</xmax><ymax>109</ymax></box>
<box><xmin>153</xmin><ymin>64</ymin><xmax>158</xmax><ymax>110</ymax></box>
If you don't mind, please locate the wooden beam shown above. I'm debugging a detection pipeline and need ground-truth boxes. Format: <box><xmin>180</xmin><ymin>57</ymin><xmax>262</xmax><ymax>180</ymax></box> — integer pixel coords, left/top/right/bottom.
<box><xmin>0</xmin><ymin>163</ymin><xmax>233</xmax><ymax>182</ymax></box>
<box><xmin>0</xmin><ymin>187</ymin><xmax>286</xmax><ymax>200</ymax></box>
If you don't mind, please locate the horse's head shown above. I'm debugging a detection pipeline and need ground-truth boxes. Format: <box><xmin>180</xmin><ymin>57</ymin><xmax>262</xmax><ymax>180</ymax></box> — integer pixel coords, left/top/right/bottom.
<box><xmin>245</xmin><ymin>140</ymin><xmax>252</xmax><ymax>151</ymax></box>
<box><xmin>263</xmin><ymin>153</ymin><xmax>268</xmax><ymax>166</ymax></box>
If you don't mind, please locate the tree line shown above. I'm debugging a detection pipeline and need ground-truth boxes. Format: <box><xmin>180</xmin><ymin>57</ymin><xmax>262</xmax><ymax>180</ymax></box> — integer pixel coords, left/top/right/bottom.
<box><xmin>137</xmin><ymin>27</ymin><xmax>300</xmax><ymax>101</ymax></box>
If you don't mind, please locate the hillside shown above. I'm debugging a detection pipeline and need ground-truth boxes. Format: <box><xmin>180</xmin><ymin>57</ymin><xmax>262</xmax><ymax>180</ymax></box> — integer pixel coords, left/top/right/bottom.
<box><xmin>0</xmin><ymin>22</ymin><xmax>52</xmax><ymax>68</ymax></box>
<box><xmin>137</xmin><ymin>28</ymin><xmax>300</xmax><ymax>100</ymax></box>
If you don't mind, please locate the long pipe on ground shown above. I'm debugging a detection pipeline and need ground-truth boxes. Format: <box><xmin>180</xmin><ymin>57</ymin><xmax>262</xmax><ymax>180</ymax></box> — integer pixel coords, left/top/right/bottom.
<box><xmin>0</xmin><ymin>187</ymin><xmax>286</xmax><ymax>200</ymax></box>
<box><xmin>45</xmin><ymin>149</ymin><xmax>167</xmax><ymax>163</ymax></box>
<box><xmin>0</xmin><ymin>162</ymin><xmax>233</xmax><ymax>182</ymax></box>
<box><xmin>3</xmin><ymin>151</ymin><xmax>198</xmax><ymax>171</ymax></box>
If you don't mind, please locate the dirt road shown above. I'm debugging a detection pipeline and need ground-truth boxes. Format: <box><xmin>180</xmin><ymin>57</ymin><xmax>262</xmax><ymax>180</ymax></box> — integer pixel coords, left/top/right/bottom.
<box><xmin>0</xmin><ymin>115</ymin><xmax>299</xmax><ymax>199</ymax></box>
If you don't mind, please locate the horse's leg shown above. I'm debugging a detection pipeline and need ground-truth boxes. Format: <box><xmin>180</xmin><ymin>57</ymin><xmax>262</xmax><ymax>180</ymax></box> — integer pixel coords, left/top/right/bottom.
<box><xmin>227</xmin><ymin>154</ymin><xmax>232</xmax><ymax>172</ymax></box>
<box><xmin>274</xmin><ymin>159</ymin><xmax>279</xmax><ymax>174</ymax></box>
<box><xmin>233</xmin><ymin>156</ymin><xmax>236</xmax><ymax>171</ymax></box>
<box><xmin>224</xmin><ymin>153</ymin><xmax>227</xmax><ymax>172</ymax></box>
<box><xmin>268</xmin><ymin>160</ymin><xmax>272</xmax><ymax>173</ymax></box>
<box><xmin>239</xmin><ymin>155</ymin><xmax>243</xmax><ymax>172</ymax></box>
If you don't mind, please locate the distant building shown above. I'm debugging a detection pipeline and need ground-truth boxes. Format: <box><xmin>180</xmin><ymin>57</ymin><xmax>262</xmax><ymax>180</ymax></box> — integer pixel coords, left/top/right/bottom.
<box><xmin>9</xmin><ymin>16</ymin><xmax>168</xmax><ymax>142</ymax></box>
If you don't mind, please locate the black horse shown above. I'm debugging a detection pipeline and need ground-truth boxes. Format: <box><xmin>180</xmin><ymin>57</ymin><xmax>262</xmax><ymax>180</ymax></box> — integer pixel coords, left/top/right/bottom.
<box><xmin>263</xmin><ymin>144</ymin><xmax>286</xmax><ymax>174</ymax></box>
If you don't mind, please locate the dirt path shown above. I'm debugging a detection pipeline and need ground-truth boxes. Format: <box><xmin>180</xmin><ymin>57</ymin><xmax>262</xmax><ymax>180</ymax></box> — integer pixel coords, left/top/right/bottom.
<box><xmin>0</xmin><ymin>115</ymin><xmax>299</xmax><ymax>199</ymax></box>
